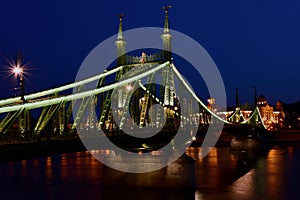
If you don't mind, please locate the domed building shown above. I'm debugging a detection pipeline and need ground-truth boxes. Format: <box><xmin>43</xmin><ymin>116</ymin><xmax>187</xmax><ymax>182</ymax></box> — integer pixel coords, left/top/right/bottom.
<box><xmin>257</xmin><ymin>95</ymin><xmax>268</xmax><ymax>106</ymax></box>
<box><xmin>257</xmin><ymin>95</ymin><xmax>280</xmax><ymax>129</ymax></box>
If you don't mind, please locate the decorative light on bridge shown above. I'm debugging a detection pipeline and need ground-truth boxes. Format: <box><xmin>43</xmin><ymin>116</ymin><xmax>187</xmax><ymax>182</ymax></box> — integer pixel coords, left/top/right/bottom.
<box><xmin>126</xmin><ymin>84</ymin><xmax>132</xmax><ymax>91</ymax></box>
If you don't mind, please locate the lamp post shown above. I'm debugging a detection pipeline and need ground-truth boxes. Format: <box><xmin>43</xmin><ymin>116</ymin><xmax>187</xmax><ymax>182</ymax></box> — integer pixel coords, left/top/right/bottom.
<box><xmin>12</xmin><ymin>54</ymin><xmax>25</xmax><ymax>102</ymax></box>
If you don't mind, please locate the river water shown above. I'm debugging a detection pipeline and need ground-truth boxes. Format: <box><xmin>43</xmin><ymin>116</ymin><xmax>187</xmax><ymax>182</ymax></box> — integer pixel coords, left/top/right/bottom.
<box><xmin>0</xmin><ymin>143</ymin><xmax>299</xmax><ymax>200</ymax></box>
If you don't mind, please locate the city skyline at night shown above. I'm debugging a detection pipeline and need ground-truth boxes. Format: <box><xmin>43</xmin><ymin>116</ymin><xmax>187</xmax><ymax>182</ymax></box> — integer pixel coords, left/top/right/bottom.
<box><xmin>1</xmin><ymin>2</ymin><xmax>300</xmax><ymax>199</ymax></box>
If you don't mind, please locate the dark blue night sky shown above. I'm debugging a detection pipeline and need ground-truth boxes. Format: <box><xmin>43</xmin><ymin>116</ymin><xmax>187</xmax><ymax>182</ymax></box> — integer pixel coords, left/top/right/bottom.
<box><xmin>0</xmin><ymin>0</ymin><xmax>300</xmax><ymax>106</ymax></box>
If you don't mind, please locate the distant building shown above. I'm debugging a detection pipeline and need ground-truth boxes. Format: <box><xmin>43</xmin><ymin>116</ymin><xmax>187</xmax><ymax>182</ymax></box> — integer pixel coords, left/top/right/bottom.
<box><xmin>278</xmin><ymin>100</ymin><xmax>300</xmax><ymax>129</ymax></box>
<box><xmin>257</xmin><ymin>95</ymin><xmax>268</xmax><ymax>106</ymax></box>
<box><xmin>257</xmin><ymin>95</ymin><xmax>280</xmax><ymax>129</ymax></box>
<box><xmin>207</xmin><ymin>98</ymin><xmax>215</xmax><ymax>111</ymax></box>
<box><xmin>275</xmin><ymin>100</ymin><xmax>285</xmax><ymax>127</ymax></box>
<box><xmin>217</xmin><ymin>95</ymin><xmax>282</xmax><ymax>129</ymax></box>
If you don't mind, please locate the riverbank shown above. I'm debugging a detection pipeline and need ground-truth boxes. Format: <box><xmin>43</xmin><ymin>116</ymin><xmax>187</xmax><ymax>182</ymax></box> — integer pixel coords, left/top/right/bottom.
<box><xmin>268</xmin><ymin>129</ymin><xmax>300</xmax><ymax>144</ymax></box>
<box><xmin>0</xmin><ymin>129</ymin><xmax>300</xmax><ymax>163</ymax></box>
<box><xmin>0</xmin><ymin>139</ymin><xmax>85</xmax><ymax>163</ymax></box>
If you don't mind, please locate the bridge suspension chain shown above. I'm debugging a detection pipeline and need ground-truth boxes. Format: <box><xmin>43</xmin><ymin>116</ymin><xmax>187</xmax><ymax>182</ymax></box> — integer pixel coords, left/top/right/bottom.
<box><xmin>0</xmin><ymin>62</ymin><xmax>169</xmax><ymax>114</ymax></box>
<box><xmin>241</xmin><ymin>107</ymin><xmax>267</xmax><ymax>129</ymax></box>
<box><xmin>171</xmin><ymin>64</ymin><xmax>231</xmax><ymax>125</ymax></box>
<box><xmin>0</xmin><ymin>66</ymin><xmax>124</xmax><ymax>107</ymax></box>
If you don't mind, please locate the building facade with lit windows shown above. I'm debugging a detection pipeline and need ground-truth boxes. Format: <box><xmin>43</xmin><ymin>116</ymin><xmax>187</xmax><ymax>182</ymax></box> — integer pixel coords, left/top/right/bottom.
<box><xmin>216</xmin><ymin>95</ymin><xmax>282</xmax><ymax>129</ymax></box>
<box><xmin>257</xmin><ymin>95</ymin><xmax>280</xmax><ymax>129</ymax></box>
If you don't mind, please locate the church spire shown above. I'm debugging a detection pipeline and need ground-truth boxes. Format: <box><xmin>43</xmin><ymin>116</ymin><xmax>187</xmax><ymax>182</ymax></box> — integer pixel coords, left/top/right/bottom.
<box><xmin>115</xmin><ymin>14</ymin><xmax>126</xmax><ymax>66</ymax></box>
<box><xmin>161</xmin><ymin>6</ymin><xmax>172</xmax><ymax>61</ymax></box>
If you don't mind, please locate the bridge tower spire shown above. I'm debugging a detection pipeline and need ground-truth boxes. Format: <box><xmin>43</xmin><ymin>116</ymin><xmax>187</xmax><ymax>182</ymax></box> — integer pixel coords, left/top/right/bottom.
<box><xmin>161</xmin><ymin>6</ymin><xmax>172</xmax><ymax>61</ymax></box>
<box><xmin>235</xmin><ymin>88</ymin><xmax>239</xmax><ymax>108</ymax></box>
<box><xmin>115</xmin><ymin>14</ymin><xmax>126</xmax><ymax>66</ymax></box>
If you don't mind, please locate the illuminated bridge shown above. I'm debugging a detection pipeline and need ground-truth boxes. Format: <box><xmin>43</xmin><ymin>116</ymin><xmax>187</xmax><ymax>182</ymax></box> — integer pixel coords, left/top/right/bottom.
<box><xmin>0</xmin><ymin>9</ymin><xmax>266</xmax><ymax>146</ymax></box>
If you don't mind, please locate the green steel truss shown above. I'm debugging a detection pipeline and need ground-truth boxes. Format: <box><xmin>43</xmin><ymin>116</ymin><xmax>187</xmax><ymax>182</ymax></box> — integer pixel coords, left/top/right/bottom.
<box><xmin>139</xmin><ymin>73</ymin><xmax>155</xmax><ymax>127</ymax></box>
<box><xmin>34</xmin><ymin>102</ymin><xmax>63</xmax><ymax>133</ymax></box>
<box><xmin>0</xmin><ymin>108</ymin><xmax>24</xmax><ymax>134</ymax></box>
<box><xmin>0</xmin><ymin>60</ymin><xmax>268</xmax><ymax>143</ymax></box>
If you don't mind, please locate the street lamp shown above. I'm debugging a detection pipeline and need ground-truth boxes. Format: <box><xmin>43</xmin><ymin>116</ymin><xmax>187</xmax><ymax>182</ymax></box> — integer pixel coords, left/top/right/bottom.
<box><xmin>12</xmin><ymin>54</ymin><xmax>25</xmax><ymax>102</ymax></box>
<box><xmin>12</xmin><ymin>66</ymin><xmax>23</xmax><ymax>75</ymax></box>
<box><xmin>12</xmin><ymin>66</ymin><xmax>25</xmax><ymax>102</ymax></box>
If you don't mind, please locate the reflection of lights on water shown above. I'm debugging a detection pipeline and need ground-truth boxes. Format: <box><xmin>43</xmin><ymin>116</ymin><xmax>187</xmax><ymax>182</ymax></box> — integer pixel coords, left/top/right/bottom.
<box><xmin>195</xmin><ymin>190</ymin><xmax>204</xmax><ymax>200</ymax></box>
<box><xmin>266</xmin><ymin>148</ymin><xmax>285</xmax><ymax>194</ymax></box>
<box><xmin>185</xmin><ymin>147</ymin><xmax>218</xmax><ymax>160</ymax></box>
<box><xmin>61</xmin><ymin>155</ymin><xmax>67</xmax><ymax>166</ymax></box>
<box><xmin>21</xmin><ymin>160</ymin><xmax>27</xmax><ymax>166</ymax></box>
<box><xmin>288</xmin><ymin>146</ymin><xmax>293</xmax><ymax>155</ymax></box>
<box><xmin>33</xmin><ymin>159</ymin><xmax>39</xmax><ymax>166</ymax></box>
<box><xmin>90</xmin><ymin>149</ymin><xmax>112</xmax><ymax>155</ymax></box>
<box><xmin>151</xmin><ymin>151</ymin><xmax>162</xmax><ymax>156</ymax></box>
<box><xmin>230</xmin><ymin>169</ymin><xmax>255</xmax><ymax>194</ymax></box>
<box><xmin>45</xmin><ymin>156</ymin><xmax>53</xmax><ymax>177</ymax></box>
<box><xmin>61</xmin><ymin>156</ymin><xmax>68</xmax><ymax>178</ymax></box>
<box><xmin>46</xmin><ymin>156</ymin><xmax>52</xmax><ymax>167</ymax></box>
<box><xmin>89</xmin><ymin>149</ymin><xmax>164</xmax><ymax>156</ymax></box>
